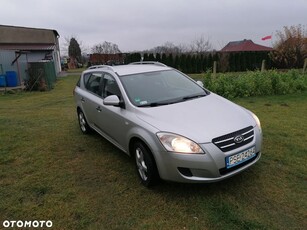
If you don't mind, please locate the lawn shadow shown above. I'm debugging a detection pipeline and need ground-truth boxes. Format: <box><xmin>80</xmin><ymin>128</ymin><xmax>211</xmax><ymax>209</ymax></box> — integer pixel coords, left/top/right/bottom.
<box><xmin>151</xmin><ymin>166</ymin><xmax>261</xmax><ymax>199</ymax></box>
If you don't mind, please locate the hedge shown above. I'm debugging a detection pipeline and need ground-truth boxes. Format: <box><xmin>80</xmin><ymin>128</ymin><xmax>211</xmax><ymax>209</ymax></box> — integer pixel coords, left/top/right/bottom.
<box><xmin>124</xmin><ymin>51</ymin><xmax>272</xmax><ymax>73</ymax></box>
<box><xmin>202</xmin><ymin>69</ymin><xmax>307</xmax><ymax>99</ymax></box>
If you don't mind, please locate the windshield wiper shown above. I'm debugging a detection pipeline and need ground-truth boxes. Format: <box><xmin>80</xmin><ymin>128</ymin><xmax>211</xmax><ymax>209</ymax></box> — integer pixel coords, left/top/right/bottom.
<box><xmin>138</xmin><ymin>102</ymin><xmax>169</xmax><ymax>107</ymax></box>
<box><xmin>138</xmin><ymin>100</ymin><xmax>179</xmax><ymax>107</ymax></box>
<box><xmin>138</xmin><ymin>94</ymin><xmax>206</xmax><ymax>107</ymax></box>
<box><xmin>182</xmin><ymin>94</ymin><xmax>206</xmax><ymax>101</ymax></box>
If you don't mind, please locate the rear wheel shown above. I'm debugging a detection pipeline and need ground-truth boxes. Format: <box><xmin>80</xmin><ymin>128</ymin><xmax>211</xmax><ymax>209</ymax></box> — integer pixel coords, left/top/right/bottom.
<box><xmin>77</xmin><ymin>109</ymin><xmax>92</xmax><ymax>134</ymax></box>
<box><xmin>133</xmin><ymin>141</ymin><xmax>159</xmax><ymax>187</ymax></box>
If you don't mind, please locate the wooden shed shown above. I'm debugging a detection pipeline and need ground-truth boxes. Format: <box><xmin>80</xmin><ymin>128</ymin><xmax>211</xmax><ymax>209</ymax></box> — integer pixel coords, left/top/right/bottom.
<box><xmin>0</xmin><ymin>25</ymin><xmax>61</xmax><ymax>87</ymax></box>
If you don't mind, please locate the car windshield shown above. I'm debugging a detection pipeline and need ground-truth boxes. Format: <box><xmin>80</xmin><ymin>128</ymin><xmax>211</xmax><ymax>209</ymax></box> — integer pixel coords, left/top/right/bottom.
<box><xmin>120</xmin><ymin>70</ymin><xmax>207</xmax><ymax>107</ymax></box>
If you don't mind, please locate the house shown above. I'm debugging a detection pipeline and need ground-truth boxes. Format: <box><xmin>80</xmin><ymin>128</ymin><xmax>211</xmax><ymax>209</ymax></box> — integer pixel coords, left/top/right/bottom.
<box><xmin>219</xmin><ymin>39</ymin><xmax>274</xmax><ymax>71</ymax></box>
<box><xmin>221</xmin><ymin>39</ymin><xmax>273</xmax><ymax>52</ymax></box>
<box><xmin>89</xmin><ymin>53</ymin><xmax>124</xmax><ymax>66</ymax></box>
<box><xmin>0</xmin><ymin>25</ymin><xmax>61</xmax><ymax>87</ymax></box>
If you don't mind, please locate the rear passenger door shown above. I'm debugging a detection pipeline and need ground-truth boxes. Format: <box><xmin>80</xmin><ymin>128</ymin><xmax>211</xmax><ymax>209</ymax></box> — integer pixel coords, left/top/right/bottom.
<box><xmin>81</xmin><ymin>72</ymin><xmax>104</xmax><ymax>127</ymax></box>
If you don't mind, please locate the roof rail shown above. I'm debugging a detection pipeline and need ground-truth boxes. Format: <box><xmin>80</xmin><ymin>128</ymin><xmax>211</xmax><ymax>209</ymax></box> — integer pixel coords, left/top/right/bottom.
<box><xmin>87</xmin><ymin>65</ymin><xmax>115</xmax><ymax>71</ymax></box>
<box><xmin>128</xmin><ymin>61</ymin><xmax>167</xmax><ymax>67</ymax></box>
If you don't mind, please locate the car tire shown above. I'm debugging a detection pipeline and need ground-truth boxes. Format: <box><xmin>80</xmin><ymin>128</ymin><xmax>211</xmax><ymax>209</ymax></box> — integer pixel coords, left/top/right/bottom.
<box><xmin>133</xmin><ymin>141</ymin><xmax>159</xmax><ymax>187</ymax></box>
<box><xmin>77</xmin><ymin>109</ymin><xmax>92</xmax><ymax>134</ymax></box>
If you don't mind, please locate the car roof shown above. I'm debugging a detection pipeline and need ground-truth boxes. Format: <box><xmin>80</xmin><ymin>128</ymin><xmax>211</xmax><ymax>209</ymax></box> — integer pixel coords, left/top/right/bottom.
<box><xmin>112</xmin><ymin>64</ymin><xmax>172</xmax><ymax>76</ymax></box>
<box><xmin>84</xmin><ymin>63</ymin><xmax>172</xmax><ymax>76</ymax></box>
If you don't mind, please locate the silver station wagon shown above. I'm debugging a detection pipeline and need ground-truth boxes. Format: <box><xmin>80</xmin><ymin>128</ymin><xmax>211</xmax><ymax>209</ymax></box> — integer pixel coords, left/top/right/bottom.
<box><xmin>74</xmin><ymin>62</ymin><xmax>262</xmax><ymax>186</ymax></box>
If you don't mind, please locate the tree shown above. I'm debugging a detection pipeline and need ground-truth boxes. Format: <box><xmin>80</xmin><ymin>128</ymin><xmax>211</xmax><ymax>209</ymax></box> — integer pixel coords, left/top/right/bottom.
<box><xmin>270</xmin><ymin>25</ymin><xmax>307</xmax><ymax>68</ymax></box>
<box><xmin>186</xmin><ymin>54</ymin><xmax>192</xmax><ymax>73</ymax></box>
<box><xmin>202</xmin><ymin>54</ymin><xmax>208</xmax><ymax>71</ymax></box>
<box><xmin>131</xmin><ymin>53</ymin><xmax>142</xmax><ymax>62</ymax></box>
<box><xmin>174</xmin><ymin>55</ymin><xmax>180</xmax><ymax>69</ymax></box>
<box><xmin>218</xmin><ymin>53</ymin><xmax>230</xmax><ymax>73</ymax></box>
<box><xmin>167</xmin><ymin>53</ymin><xmax>174</xmax><ymax>67</ymax></box>
<box><xmin>229</xmin><ymin>53</ymin><xmax>235</xmax><ymax>72</ymax></box>
<box><xmin>161</xmin><ymin>53</ymin><xmax>167</xmax><ymax>65</ymax></box>
<box><xmin>207</xmin><ymin>53</ymin><xmax>213</xmax><ymax>70</ymax></box>
<box><xmin>148</xmin><ymin>53</ymin><xmax>155</xmax><ymax>61</ymax></box>
<box><xmin>179</xmin><ymin>54</ymin><xmax>187</xmax><ymax>72</ymax></box>
<box><xmin>150</xmin><ymin>42</ymin><xmax>183</xmax><ymax>54</ymax></box>
<box><xmin>155</xmin><ymin>53</ymin><xmax>161</xmax><ymax>63</ymax></box>
<box><xmin>190</xmin><ymin>55</ymin><xmax>196</xmax><ymax>73</ymax></box>
<box><xmin>91</xmin><ymin>41</ymin><xmax>121</xmax><ymax>54</ymax></box>
<box><xmin>241</xmin><ymin>52</ymin><xmax>247</xmax><ymax>71</ymax></box>
<box><xmin>143</xmin><ymin>53</ymin><xmax>149</xmax><ymax>61</ymax></box>
<box><xmin>235</xmin><ymin>53</ymin><xmax>241</xmax><ymax>72</ymax></box>
<box><xmin>190</xmin><ymin>35</ymin><xmax>212</xmax><ymax>54</ymax></box>
<box><xmin>68</xmin><ymin>37</ymin><xmax>82</xmax><ymax>61</ymax></box>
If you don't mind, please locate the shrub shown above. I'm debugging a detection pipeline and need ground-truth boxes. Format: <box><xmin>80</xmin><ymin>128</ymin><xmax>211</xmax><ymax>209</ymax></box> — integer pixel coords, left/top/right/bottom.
<box><xmin>202</xmin><ymin>70</ymin><xmax>307</xmax><ymax>99</ymax></box>
<box><xmin>270</xmin><ymin>25</ymin><xmax>307</xmax><ymax>69</ymax></box>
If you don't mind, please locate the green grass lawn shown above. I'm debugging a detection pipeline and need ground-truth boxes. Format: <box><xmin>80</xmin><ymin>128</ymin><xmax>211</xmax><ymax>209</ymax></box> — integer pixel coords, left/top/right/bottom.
<box><xmin>0</xmin><ymin>75</ymin><xmax>306</xmax><ymax>229</ymax></box>
<box><xmin>66</xmin><ymin>68</ymin><xmax>86</xmax><ymax>73</ymax></box>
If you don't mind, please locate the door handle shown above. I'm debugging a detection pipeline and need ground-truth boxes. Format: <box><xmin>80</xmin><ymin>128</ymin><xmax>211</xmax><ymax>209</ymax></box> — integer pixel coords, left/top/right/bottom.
<box><xmin>96</xmin><ymin>106</ymin><xmax>102</xmax><ymax>112</ymax></box>
<box><xmin>81</xmin><ymin>97</ymin><xmax>85</xmax><ymax>103</ymax></box>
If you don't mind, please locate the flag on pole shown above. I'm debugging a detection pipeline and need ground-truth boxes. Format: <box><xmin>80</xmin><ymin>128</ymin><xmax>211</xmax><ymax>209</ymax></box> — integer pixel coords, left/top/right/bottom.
<box><xmin>261</xmin><ymin>35</ymin><xmax>272</xmax><ymax>41</ymax></box>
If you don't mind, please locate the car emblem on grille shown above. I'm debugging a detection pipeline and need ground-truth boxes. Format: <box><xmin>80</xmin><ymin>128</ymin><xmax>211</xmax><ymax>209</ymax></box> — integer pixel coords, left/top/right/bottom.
<box><xmin>234</xmin><ymin>135</ymin><xmax>244</xmax><ymax>143</ymax></box>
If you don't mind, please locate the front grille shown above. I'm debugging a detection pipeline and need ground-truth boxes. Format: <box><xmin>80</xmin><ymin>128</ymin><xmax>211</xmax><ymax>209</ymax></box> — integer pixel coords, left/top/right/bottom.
<box><xmin>212</xmin><ymin>126</ymin><xmax>254</xmax><ymax>152</ymax></box>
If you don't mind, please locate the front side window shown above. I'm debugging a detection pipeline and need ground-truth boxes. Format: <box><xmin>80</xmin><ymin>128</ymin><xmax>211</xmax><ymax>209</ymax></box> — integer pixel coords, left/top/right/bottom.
<box><xmin>102</xmin><ymin>74</ymin><xmax>122</xmax><ymax>99</ymax></box>
<box><xmin>85</xmin><ymin>72</ymin><xmax>103</xmax><ymax>95</ymax></box>
<box><xmin>83</xmin><ymin>73</ymin><xmax>91</xmax><ymax>86</ymax></box>
<box><xmin>120</xmin><ymin>70</ymin><xmax>207</xmax><ymax>107</ymax></box>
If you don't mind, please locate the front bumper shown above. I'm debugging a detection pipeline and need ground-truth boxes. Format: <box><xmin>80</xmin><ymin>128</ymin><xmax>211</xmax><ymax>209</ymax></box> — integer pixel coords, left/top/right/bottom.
<box><xmin>154</xmin><ymin>127</ymin><xmax>262</xmax><ymax>183</ymax></box>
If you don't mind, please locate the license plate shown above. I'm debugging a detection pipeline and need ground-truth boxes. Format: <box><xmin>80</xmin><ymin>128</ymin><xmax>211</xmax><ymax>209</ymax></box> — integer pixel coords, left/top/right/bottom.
<box><xmin>226</xmin><ymin>146</ymin><xmax>256</xmax><ymax>169</ymax></box>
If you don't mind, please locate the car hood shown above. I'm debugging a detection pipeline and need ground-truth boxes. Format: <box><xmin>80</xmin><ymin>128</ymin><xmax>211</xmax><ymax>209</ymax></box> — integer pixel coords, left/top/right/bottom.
<box><xmin>135</xmin><ymin>93</ymin><xmax>255</xmax><ymax>143</ymax></box>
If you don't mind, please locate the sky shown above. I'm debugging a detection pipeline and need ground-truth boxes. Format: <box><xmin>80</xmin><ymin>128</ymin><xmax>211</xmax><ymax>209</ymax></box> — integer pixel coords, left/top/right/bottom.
<box><xmin>0</xmin><ymin>0</ymin><xmax>306</xmax><ymax>54</ymax></box>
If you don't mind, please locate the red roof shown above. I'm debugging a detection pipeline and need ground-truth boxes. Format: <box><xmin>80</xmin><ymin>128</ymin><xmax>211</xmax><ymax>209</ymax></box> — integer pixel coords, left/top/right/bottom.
<box><xmin>220</xmin><ymin>39</ymin><xmax>273</xmax><ymax>52</ymax></box>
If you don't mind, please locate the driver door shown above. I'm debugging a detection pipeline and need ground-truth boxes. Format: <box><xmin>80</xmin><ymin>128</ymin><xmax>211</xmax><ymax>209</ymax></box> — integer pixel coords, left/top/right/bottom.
<box><xmin>95</xmin><ymin>73</ymin><xmax>129</xmax><ymax>151</ymax></box>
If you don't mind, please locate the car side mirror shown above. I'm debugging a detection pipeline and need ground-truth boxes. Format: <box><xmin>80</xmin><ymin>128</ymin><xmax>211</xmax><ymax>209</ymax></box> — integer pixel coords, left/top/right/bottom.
<box><xmin>103</xmin><ymin>95</ymin><xmax>125</xmax><ymax>108</ymax></box>
<box><xmin>196</xmin><ymin>80</ymin><xmax>204</xmax><ymax>87</ymax></box>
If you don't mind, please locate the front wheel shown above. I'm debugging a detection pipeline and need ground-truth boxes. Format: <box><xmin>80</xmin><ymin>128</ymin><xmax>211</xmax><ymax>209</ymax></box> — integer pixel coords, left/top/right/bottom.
<box><xmin>133</xmin><ymin>142</ymin><xmax>159</xmax><ymax>187</ymax></box>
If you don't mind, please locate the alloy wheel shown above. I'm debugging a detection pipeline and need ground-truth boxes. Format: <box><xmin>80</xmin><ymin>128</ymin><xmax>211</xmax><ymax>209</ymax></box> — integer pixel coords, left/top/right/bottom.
<box><xmin>135</xmin><ymin>147</ymin><xmax>148</xmax><ymax>181</ymax></box>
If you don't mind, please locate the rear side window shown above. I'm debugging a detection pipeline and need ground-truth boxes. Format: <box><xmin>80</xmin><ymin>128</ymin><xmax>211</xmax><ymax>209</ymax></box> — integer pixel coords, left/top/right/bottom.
<box><xmin>85</xmin><ymin>72</ymin><xmax>103</xmax><ymax>95</ymax></box>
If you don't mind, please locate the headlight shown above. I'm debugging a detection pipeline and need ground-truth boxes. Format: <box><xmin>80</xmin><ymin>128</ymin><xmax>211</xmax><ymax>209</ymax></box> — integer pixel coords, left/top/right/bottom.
<box><xmin>251</xmin><ymin>113</ymin><xmax>261</xmax><ymax>131</ymax></box>
<box><xmin>157</xmin><ymin>132</ymin><xmax>204</xmax><ymax>154</ymax></box>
